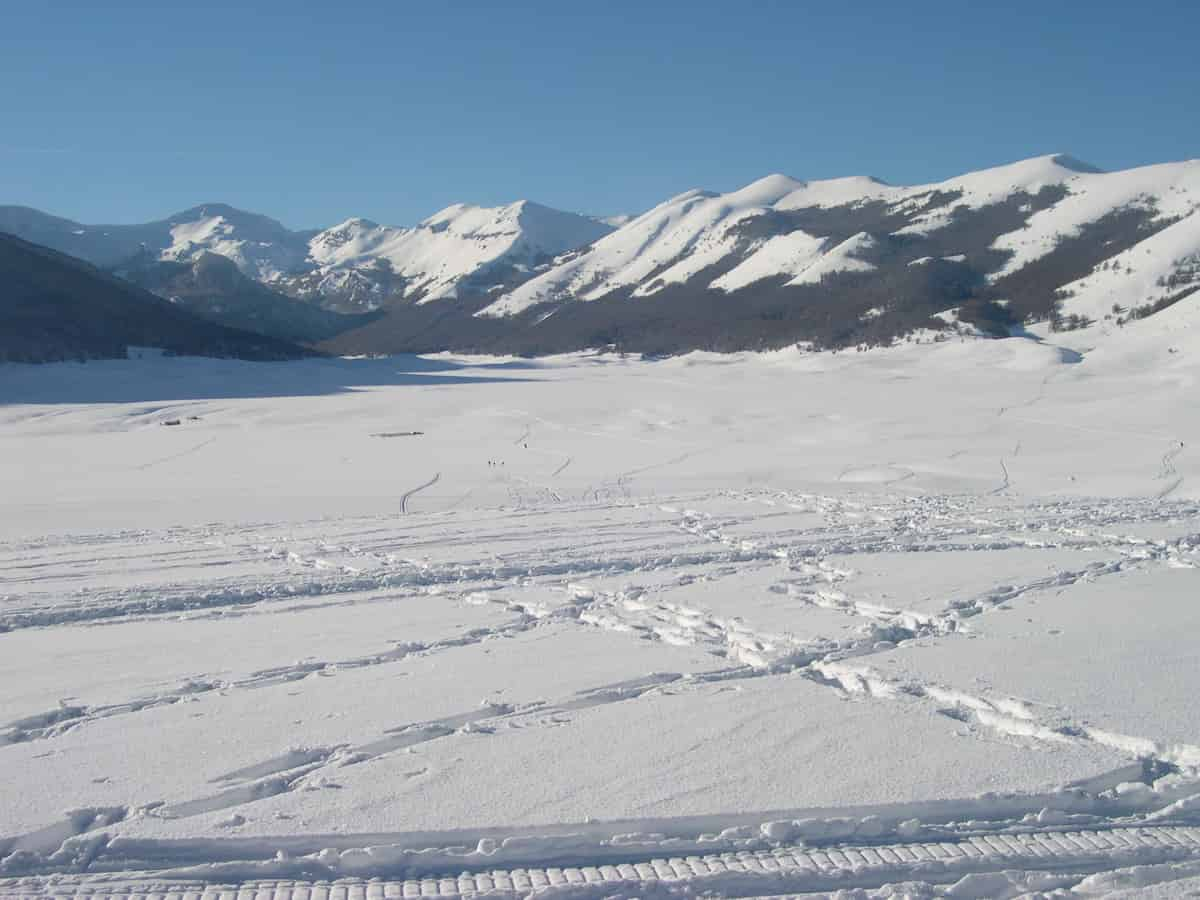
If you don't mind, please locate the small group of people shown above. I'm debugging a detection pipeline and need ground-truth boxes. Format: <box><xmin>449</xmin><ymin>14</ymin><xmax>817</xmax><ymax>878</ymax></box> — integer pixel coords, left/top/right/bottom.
<box><xmin>488</xmin><ymin>443</ymin><xmax>528</xmax><ymax>467</ymax></box>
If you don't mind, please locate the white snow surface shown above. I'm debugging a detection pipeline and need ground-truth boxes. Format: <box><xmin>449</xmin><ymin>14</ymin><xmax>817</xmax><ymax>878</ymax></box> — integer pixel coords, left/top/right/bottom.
<box><xmin>1056</xmin><ymin>213</ymin><xmax>1200</xmax><ymax>323</ymax></box>
<box><xmin>710</xmin><ymin>229</ymin><xmax>828</xmax><ymax>292</ymax></box>
<box><xmin>3</xmin><ymin>328</ymin><xmax>1200</xmax><ymax>894</ymax></box>
<box><xmin>785</xmin><ymin>231</ymin><xmax>877</xmax><ymax>285</ymax></box>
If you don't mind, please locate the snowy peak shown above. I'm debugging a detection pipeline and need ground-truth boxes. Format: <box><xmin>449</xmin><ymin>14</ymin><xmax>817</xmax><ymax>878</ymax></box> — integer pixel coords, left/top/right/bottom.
<box><xmin>511</xmin><ymin>200</ymin><xmax>616</xmax><ymax>251</ymax></box>
<box><xmin>930</xmin><ymin>153</ymin><xmax>1095</xmax><ymax>204</ymax></box>
<box><xmin>159</xmin><ymin>206</ymin><xmax>310</xmax><ymax>282</ymax></box>
<box><xmin>291</xmin><ymin>199</ymin><xmax>614</xmax><ymax>310</ymax></box>
<box><xmin>167</xmin><ymin>203</ymin><xmax>292</xmax><ymax>233</ymax></box>
<box><xmin>775</xmin><ymin>175</ymin><xmax>894</xmax><ymax>211</ymax></box>
<box><xmin>726</xmin><ymin>173</ymin><xmax>806</xmax><ymax>206</ymax></box>
<box><xmin>481</xmin><ymin>170</ymin><xmax>896</xmax><ymax>316</ymax></box>
<box><xmin>0</xmin><ymin>202</ymin><xmax>313</xmax><ymax>283</ymax></box>
<box><xmin>324</xmin><ymin>216</ymin><xmax>382</xmax><ymax>232</ymax></box>
<box><xmin>415</xmin><ymin>199</ymin><xmax>608</xmax><ymax>250</ymax></box>
<box><xmin>306</xmin><ymin>218</ymin><xmax>401</xmax><ymax>266</ymax></box>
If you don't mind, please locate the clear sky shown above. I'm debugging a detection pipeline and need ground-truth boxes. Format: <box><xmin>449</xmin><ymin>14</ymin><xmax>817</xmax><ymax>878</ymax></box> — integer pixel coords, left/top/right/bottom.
<box><xmin>3</xmin><ymin>0</ymin><xmax>1197</xmax><ymax>229</ymax></box>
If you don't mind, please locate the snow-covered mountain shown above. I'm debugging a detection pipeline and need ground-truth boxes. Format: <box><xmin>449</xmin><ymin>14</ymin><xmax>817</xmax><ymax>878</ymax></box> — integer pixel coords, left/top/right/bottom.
<box><xmin>285</xmin><ymin>200</ymin><xmax>613</xmax><ymax>311</ymax></box>
<box><xmin>0</xmin><ymin>200</ymin><xmax>614</xmax><ymax>314</ymax></box>
<box><xmin>479</xmin><ymin>155</ymin><xmax>1200</xmax><ymax>320</ymax></box>
<box><xmin>119</xmin><ymin>252</ymin><xmax>369</xmax><ymax>345</ymax></box>
<box><xmin>0</xmin><ymin>204</ymin><xmax>314</xmax><ymax>283</ymax></box>
<box><xmin>0</xmin><ymin>231</ymin><xmax>311</xmax><ymax>363</ymax></box>
<box><xmin>5</xmin><ymin>153</ymin><xmax>1199</xmax><ymax>356</ymax></box>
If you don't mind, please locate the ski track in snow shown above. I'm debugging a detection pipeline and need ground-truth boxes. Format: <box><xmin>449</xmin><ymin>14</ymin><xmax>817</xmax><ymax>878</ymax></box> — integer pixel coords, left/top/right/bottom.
<box><xmin>4</xmin><ymin>488</ymin><xmax>1200</xmax><ymax>892</ymax></box>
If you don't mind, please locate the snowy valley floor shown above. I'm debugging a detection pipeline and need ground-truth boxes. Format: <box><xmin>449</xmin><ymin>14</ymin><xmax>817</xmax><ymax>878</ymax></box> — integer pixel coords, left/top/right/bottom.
<box><xmin>2</xmin><ymin>333</ymin><xmax>1199</xmax><ymax>897</ymax></box>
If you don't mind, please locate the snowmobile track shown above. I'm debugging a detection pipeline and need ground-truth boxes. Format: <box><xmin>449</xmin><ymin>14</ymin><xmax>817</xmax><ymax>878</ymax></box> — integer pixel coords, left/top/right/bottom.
<box><xmin>5</xmin><ymin>825</ymin><xmax>1200</xmax><ymax>899</ymax></box>
<box><xmin>399</xmin><ymin>473</ymin><xmax>441</xmax><ymax>514</ymax></box>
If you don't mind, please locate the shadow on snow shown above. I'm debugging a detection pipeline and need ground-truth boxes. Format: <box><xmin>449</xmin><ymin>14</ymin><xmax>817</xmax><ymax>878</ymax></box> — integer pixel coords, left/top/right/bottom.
<box><xmin>0</xmin><ymin>355</ymin><xmax>540</xmax><ymax>405</ymax></box>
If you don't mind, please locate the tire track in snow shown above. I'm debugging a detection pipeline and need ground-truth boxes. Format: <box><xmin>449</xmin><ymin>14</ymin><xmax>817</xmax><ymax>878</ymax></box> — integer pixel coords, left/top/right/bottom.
<box><xmin>135</xmin><ymin>437</ymin><xmax>218</xmax><ymax>471</ymax></box>
<box><xmin>996</xmin><ymin>370</ymin><xmax>1059</xmax><ymax>418</ymax></box>
<box><xmin>399</xmin><ymin>472</ymin><xmax>440</xmax><ymax>514</ymax></box>
<box><xmin>7</xmin><ymin>825</ymin><xmax>1200</xmax><ymax>894</ymax></box>
<box><xmin>4</xmin><ymin>492</ymin><xmax>1198</xmax><ymax>831</ymax></box>
<box><xmin>5</xmin><ymin>491</ymin><xmax>1200</xmax><ymax>887</ymax></box>
<box><xmin>587</xmin><ymin>448</ymin><xmax>707</xmax><ymax>502</ymax></box>
<box><xmin>1158</xmin><ymin>441</ymin><xmax>1185</xmax><ymax>498</ymax></box>
<box><xmin>990</xmin><ymin>457</ymin><xmax>1011</xmax><ymax>495</ymax></box>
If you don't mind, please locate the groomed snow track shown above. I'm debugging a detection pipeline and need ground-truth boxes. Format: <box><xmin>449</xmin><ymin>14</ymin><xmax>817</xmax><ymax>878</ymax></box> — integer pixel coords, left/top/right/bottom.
<box><xmin>6</xmin><ymin>825</ymin><xmax>1200</xmax><ymax>899</ymax></box>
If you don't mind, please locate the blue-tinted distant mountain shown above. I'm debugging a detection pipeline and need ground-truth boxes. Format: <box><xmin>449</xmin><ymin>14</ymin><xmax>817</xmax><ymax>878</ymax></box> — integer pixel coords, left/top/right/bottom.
<box><xmin>0</xmin><ymin>232</ymin><xmax>313</xmax><ymax>363</ymax></box>
<box><xmin>0</xmin><ymin>200</ymin><xmax>614</xmax><ymax>314</ymax></box>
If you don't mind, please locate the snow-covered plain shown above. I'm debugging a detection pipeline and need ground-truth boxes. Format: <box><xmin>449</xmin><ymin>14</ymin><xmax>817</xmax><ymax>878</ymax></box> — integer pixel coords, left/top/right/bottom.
<box><xmin>2</xmin><ymin>323</ymin><xmax>1200</xmax><ymax>897</ymax></box>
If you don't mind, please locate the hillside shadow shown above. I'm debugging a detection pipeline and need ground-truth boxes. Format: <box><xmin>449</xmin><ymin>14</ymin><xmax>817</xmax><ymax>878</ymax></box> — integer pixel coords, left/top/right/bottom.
<box><xmin>0</xmin><ymin>355</ymin><xmax>539</xmax><ymax>405</ymax></box>
<box><xmin>1003</xmin><ymin>327</ymin><xmax>1085</xmax><ymax>363</ymax></box>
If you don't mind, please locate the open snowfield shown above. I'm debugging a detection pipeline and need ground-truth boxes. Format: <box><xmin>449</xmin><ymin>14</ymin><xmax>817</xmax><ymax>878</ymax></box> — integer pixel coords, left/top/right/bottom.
<box><xmin>3</xmin><ymin>325</ymin><xmax>1200</xmax><ymax>897</ymax></box>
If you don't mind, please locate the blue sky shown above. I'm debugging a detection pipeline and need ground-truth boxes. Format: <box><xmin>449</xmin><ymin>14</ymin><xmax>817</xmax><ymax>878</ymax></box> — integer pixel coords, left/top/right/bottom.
<box><xmin>3</xmin><ymin>0</ymin><xmax>1197</xmax><ymax>229</ymax></box>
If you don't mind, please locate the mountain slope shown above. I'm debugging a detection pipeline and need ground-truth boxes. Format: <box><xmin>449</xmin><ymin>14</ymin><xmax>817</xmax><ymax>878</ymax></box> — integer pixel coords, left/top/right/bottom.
<box><xmin>118</xmin><ymin>252</ymin><xmax>374</xmax><ymax>344</ymax></box>
<box><xmin>6</xmin><ymin>154</ymin><xmax>1198</xmax><ymax>359</ymax></box>
<box><xmin>480</xmin><ymin>155</ymin><xmax>1200</xmax><ymax>319</ymax></box>
<box><xmin>0</xmin><ymin>204</ymin><xmax>312</xmax><ymax>282</ymax></box>
<box><xmin>0</xmin><ymin>233</ymin><xmax>313</xmax><ymax>363</ymax></box>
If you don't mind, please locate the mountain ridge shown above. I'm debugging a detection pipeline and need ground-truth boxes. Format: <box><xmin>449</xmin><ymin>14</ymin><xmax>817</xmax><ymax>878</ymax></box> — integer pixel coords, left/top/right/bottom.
<box><xmin>0</xmin><ymin>198</ymin><xmax>615</xmax><ymax>314</ymax></box>
<box><xmin>4</xmin><ymin>153</ymin><xmax>1198</xmax><ymax>359</ymax></box>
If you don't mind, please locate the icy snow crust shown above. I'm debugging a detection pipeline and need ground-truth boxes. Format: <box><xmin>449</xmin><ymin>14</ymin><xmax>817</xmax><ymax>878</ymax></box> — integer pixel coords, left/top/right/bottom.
<box><xmin>481</xmin><ymin>154</ymin><xmax>1200</xmax><ymax>317</ymax></box>
<box><xmin>3</xmin><ymin>327</ymin><xmax>1200</xmax><ymax>894</ymax></box>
